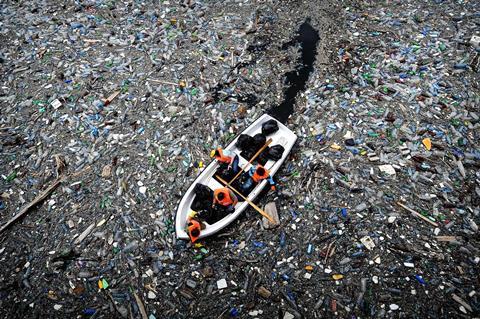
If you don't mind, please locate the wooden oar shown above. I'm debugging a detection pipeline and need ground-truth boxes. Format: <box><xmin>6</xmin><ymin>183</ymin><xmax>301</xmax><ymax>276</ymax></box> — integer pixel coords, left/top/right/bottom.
<box><xmin>228</xmin><ymin>138</ymin><xmax>272</xmax><ymax>185</ymax></box>
<box><xmin>216</xmin><ymin>175</ymin><xmax>274</xmax><ymax>223</ymax></box>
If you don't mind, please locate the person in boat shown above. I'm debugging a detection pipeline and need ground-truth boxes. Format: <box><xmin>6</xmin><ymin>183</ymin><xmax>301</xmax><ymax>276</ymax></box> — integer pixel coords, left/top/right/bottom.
<box><xmin>212</xmin><ymin>187</ymin><xmax>238</xmax><ymax>213</ymax></box>
<box><xmin>186</xmin><ymin>210</ymin><xmax>202</xmax><ymax>243</ymax></box>
<box><xmin>210</xmin><ymin>148</ymin><xmax>239</xmax><ymax>174</ymax></box>
<box><xmin>241</xmin><ymin>164</ymin><xmax>276</xmax><ymax>193</ymax></box>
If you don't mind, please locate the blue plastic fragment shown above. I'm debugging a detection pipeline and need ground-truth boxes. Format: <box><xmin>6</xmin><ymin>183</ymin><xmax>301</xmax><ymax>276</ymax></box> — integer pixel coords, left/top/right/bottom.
<box><xmin>229</xmin><ymin>308</ymin><xmax>239</xmax><ymax>317</ymax></box>
<box><xmin>91</xmin><ymin>127</ymin><xmax>99</xmax><ymax>138</ymax></box>
<box><xmin>279</xmin><ymin>232</ymin><xmax>286</xmax><ymax>247</ymax></box>
<box><xmin>84</xmin><ymin>308</ymin><xmax>96</xmax><ymax>316</ymax></box>
<box><xmin>415</xmin><ymin>274</ymin><xmax>426</xmax><ymax>285</ymax></box>
<box><xmin>252</xmin><ymin>241</ymin><xmax>264</xmax><ymax>248</ymax></box>
<box><xmin>307</xmin><ymin>243</ymin><xmax>313</xmax><ymax>254</ymax></box>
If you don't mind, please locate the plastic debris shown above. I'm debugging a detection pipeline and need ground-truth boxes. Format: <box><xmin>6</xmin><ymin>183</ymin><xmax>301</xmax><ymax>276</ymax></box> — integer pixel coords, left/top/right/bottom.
<box><xmin>217</xmin><ymin>279</ymin><xmax>228</xmax><ymax>290</ymax></box>
<box><xmin>0</xmin><ymin>0</ymin><xmax>478</xmax><ymax>318</ymax></box>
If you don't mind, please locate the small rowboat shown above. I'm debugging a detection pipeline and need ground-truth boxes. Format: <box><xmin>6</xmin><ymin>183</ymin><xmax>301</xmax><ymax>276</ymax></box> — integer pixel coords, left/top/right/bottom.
<box><xmin>175</xmin><ymin>114</ymin><xmax>297</xmax><ymax>240</ymax></box>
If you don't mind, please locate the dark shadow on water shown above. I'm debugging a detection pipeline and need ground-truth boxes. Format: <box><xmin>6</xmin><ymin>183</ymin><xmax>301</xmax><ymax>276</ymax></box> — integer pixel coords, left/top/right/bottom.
<box><xmin>268</xmin><ymin>19</ymin><xmax>319</xmax><ymax>123</ymax></box>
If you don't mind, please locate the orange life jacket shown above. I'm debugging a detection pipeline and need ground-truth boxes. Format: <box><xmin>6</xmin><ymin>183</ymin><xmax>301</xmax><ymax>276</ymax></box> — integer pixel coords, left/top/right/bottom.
<box><xmin>252</xmin><ymin>165</ymin><xmax>270</xmax><ymax>183</ymax></box>
<box><xmin>187</xmin><ymin>219</ymin><xmax>201</xmax><ymax>243</ymax></box>
<box><xmin>214</xmin><ymin>188</ymin><xmax>236</xmax><ymax>206</ymax></box>
<box><xmin>215</xmin><ymin>148</ymin><xmax>232</xmax><ymax>164</ymax></box>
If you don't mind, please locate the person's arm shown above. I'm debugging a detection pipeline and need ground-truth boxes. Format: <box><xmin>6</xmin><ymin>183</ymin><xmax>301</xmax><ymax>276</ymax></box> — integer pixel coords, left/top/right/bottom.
<box><xmin>212</xmin><ymin>196</ymin><xmax>217</xmax><ymax>207</ymax></box>
<box><xmin>267</xmin><ymin>175</ymin><xmax>275</xmax><ymax>186</ymax></box>
<box><xmin>229</xmin><ymin>190</ymin><xmax>238</xmax><ymax>205</ymax></box>
<box><xmin>267</xmin><ymin>176</ymin><xmax>276</xmax><ymax>190</ymax></box>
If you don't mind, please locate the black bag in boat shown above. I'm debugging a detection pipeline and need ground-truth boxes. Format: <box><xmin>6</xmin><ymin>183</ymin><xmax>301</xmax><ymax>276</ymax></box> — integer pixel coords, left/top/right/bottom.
<box><xmin>193</xmin><ymin>183</ymin><xmax>212</xmax><ymax>201</ymax></box>
<box><xmin>252</xmin><ymin>133</ymin><xmax>266</xmax><ymax>150</ymax></box>
<box><xmin>268</xmin><ymin>145</ymin><xmax>285</xmax><ymax>161</ymax></box>
<box><xmin>257</xmin><ymin>146</ymin><xmax>270</xmax><ymax>166</ymax></box>
<box><xmin>198</xmin><ymin>206</ymin><xmax>230</xmax><ymax>224</ymax></box>
<box><xmin>235</xmin><ymin>134</ymin><xmax>254</xmax><ymax>151</ymax></box>
<box><xmin>262</xmin><ymin>119</ymin><xmax>279</xmax><ymax>136</ymax></box>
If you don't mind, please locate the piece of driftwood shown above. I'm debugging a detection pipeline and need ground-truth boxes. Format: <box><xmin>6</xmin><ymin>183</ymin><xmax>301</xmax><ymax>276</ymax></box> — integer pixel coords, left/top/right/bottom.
<box><xmin>396</xmin><ymin>202</ymin><xmax>439</xmax><ymax>227</ymax></box>
<box><xmin>0</xmin><ymin>166</ymin><xmax>91</xmax><ymax>235</ymax></box>
<box><xmin>133</xmin><ymin>292</ymin><xmax>148</xmax><ymax>319</ymax></box>
<box><xmin>0</xmin><ymin>178</ymin><xmax>63</xmax><ymax>234</ymax></box>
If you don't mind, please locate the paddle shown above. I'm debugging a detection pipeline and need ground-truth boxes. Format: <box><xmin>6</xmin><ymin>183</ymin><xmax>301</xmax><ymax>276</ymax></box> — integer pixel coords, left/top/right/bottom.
<box><xmin>215</xmin><ymin>175</ymin><xmax>274</xmax><ymax>223</ymax></box>
<box><xmin>227</xmin><ymin>138</ymin><xmax>272</xmax><ymax>185</ymax></box>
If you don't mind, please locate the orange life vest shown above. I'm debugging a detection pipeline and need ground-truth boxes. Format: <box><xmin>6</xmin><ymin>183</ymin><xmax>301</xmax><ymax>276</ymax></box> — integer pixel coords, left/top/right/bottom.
<box><xmin>187</xmin><ymin>219</ymin><xmax>201</xmax><ymax>243</ymax></box>
<box><xmin>215</xmin><ymin>148</ymin><xmax>232</xmax><ymax>164</ymax></box>
<box><xmin>214</xmin><ymin>188</ymin><xmax>236</xmax><ymax>206</ymax></box>
<box><xmin>252</xmin><ymin>165</ymin><xmax>270</xmax><ymax>183</ymax></box>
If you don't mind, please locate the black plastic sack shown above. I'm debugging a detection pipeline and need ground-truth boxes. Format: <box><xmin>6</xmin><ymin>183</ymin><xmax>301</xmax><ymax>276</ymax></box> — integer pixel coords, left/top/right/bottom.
<box><xmin>257</xmin><ymin>150</ymin><xmax>270</xmax><ymax>166</ymax></box>
<box><xmin>198</xmin><ymin>206</ymin><xmax>230</xmax><ymax>224</ymax></box>
<box><xmin>235</xmin><ymin>134</ymin><xmax>254</xmax><ymax>151</ymax></box>
<box><xmin>252</xmin><ymin>133</ymin><xmax>266</xmax><ymax>149</ymax></box>
<box><xmin>262</xmin><ymin>119</ymin><xmax>279</xmax><ymax>136</ymax></box>
<box><xmin>191</xmin><ymin>199</ymin><xmax>210</xmax><ymax>212</ymax></box>
<box><xmin>268</xmin><ymin>145</ymin><xmax>285</xmax><ymax>161</ymax></box>
<box><xmin>193</xmin><ymin>183</ymin><xmax>212</xmax><ymax>201</ymax></box>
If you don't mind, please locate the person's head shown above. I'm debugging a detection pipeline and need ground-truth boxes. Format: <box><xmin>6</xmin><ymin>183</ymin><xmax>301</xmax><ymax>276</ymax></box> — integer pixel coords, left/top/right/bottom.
<box><xmin>217</xmin><ymin>192</ymin><xmax>225</xmax><ymax>200</ymax></box>
<box><xmin>190</xmin><ymin>228</ymin><xmax>200</xmax><ymax>237</ymax></box>
<box><xmin>256</xmin><ymin>166</ymin><xmax>265</xmax><ymax>176</ymax></box>
<box><xmin>187</xmin><ymin>219</ymin><xmax>201</xmax><ymax>243</ymax></box>
<box><xmin>210</xmin><ymin>149</ymin><xmax>221</xmax><ymax>158</ymax></box>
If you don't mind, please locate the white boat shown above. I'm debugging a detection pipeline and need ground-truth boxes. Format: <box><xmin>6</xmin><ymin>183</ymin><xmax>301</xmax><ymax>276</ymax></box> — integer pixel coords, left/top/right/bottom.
<box><xmin>175</xmin><ymin>114</ymin><xmax>297</xmax><ymax>240</ymax></box>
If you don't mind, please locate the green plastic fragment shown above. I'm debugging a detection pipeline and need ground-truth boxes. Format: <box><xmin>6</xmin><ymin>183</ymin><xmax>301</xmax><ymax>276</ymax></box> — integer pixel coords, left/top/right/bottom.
<box><xmin>6</xmin><ymin>171</ymin><xmax>17</xmax><ymax>182</ymax></box>
<box><xmin>101</xmin><ymin>278</ymin><xmax>109</xmax><ymax>289</ymax></box>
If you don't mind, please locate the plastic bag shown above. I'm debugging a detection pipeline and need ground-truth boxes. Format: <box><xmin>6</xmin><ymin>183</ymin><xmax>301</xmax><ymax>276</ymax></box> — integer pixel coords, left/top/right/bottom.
<box><xmin>198</xmin><ymin>206</ymin><xmax>230</xmax><ymax>224</ymax></box>
<box><xmin>268</xmin><ymin>145</ymin><xmax>285</xmax><ymax>161</ymax></box>
<box><xmin>193</xmin><ymin>183</ymin><xmax>213</xmax><ymax>201</ymax></box>
<box><xmin>252</xmin><ymin>133</ymin><xmax>267</xmax><ymax>150</ymax></box>
<box><xmin>257</xmin><ymin>150</ymin><xmax>270</xmax><ymax>166</ymax></box>
<box><xmin>262</xmin><ymin>119</ymin><xmax>279</xmax><ymax>136</ymax></box>
<box><xmin>235</xmin><ymin>134</ymin><xmax>254</xmax><ymax>151</ymax></box>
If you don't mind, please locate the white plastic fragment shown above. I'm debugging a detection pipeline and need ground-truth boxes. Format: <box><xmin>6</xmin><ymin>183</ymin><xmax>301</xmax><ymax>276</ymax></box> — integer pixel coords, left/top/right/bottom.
<box><xmin>470</xmin><ymin>35</ymin><xmax>480</xmax><ymax>48</ymax></box>
<box><xmin>51</xmin><ymin>99</ymin><xmax>62</xmax><ymax>109</ymax></box>
<box><xmin>147</xmin><ymin>291</ymin><xmax>156</xmax><ymax>299</ymax></box>
<box><xmin>360</xmin><ymin>236</ymin><xmax>375</xmax><ymax>250</ymax></box>
<box><xmin>388</xmin><ymin>216</ymin><xmax>397</xmax><ymax>223</ymax></box>
<box><xmin>217</xmin><ymin>279</ymin><xmax>227</xmax><ymax>289</ymax></box>
<box><xmin>389</xmin><ymin>304</ymin><xmax>399</xmax><ymax>311</ymax></box>
<box><xmin>379</xmin><ymin>164</ymin><xmax>396</xmax><ymax>175</ymax></box>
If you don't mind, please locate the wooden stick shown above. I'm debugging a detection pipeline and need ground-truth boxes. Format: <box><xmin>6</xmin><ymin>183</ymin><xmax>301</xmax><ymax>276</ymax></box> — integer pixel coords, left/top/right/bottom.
<box><xmin>0</xmin><ymin>177</ymin><xmax>63</xmax><ymax>234</ymax></box>
<box><xmin>396</xmin><ymin>202</ymin><xmax>439</xmax><ymax>227</ymax></box>
<box><xmin>103</xmin><ymin>91</ymin><xmax>120</xmax><ymax>105</ymax></box>
<box><xmin>436</xmin><ymin>236</ymin><xmax>458</xmax><ymax>242</ymax></box>
<box><xmin>228</xmin><ymin>138</ymin><xmax>272</xmax><ymax>185</ymax></box>
<box><xmin>133</xmin><ymin>292</ymin><xmax>148</xmax><ymax>319</ymax></box>
<box><xmin>147</xmin><ymin>78</ymin><xmax>178</xmax><ymax>86</ymax></box>
<box><xmin>215</xmin><ymin>175</ymin><xmax>274</xmax><ymax>223</ymax></box>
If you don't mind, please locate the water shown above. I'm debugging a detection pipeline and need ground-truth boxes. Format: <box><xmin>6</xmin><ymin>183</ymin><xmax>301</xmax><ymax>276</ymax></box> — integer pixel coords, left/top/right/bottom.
<box><xmin>268</xmin><ymin>19</ymin><xmax>319</xmax><ymax>123</ymax></box>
